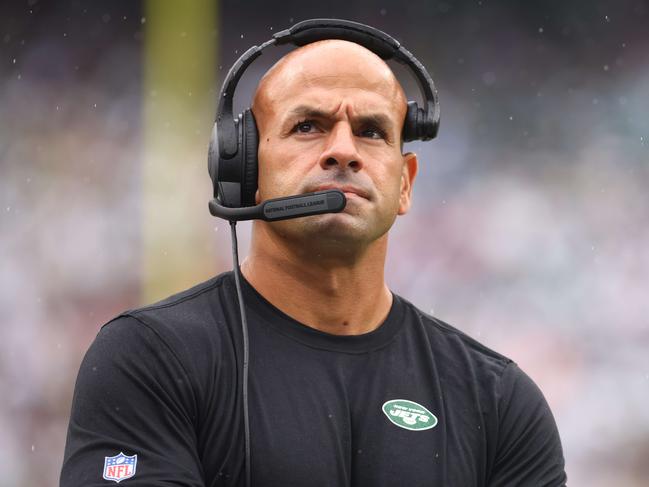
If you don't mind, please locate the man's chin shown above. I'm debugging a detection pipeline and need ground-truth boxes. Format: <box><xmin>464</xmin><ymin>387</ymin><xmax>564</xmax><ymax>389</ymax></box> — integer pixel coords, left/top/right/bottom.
<box><xmin>261</xmin><ymin>211</ymin><xmax>394</xmax><ymax>261</ymax></box>
<box><xmin>271</xmin><ymin>211</ymin><xmax>371</xmax><ymax>244</ymax></box>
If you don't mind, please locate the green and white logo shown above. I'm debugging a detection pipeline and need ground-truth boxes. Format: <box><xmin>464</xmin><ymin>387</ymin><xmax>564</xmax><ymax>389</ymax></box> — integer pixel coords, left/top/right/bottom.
<box><xmin>382</xmin><ymin>399</ymin><xmax>438</xmax><ymax>431</ymax></box>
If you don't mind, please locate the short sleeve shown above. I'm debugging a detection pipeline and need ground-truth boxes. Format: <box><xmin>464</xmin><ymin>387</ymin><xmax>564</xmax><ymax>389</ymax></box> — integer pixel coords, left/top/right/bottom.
<box><xmin>60</xmin><ymin>316</ymin><xmax>205</xmax><ymax>486</ymax></box>
<box><xmin>487</xmin><ymin>363</ymin><xmax>567</xmax><ymax>487</ymax></box>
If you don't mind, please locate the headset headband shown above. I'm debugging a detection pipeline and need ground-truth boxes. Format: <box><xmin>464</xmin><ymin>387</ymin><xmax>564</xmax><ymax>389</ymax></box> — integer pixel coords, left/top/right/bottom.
<box><xmin>216</xmin><ymin>18</ymin><xmax>440</xmax><ymax>159</ymax></box>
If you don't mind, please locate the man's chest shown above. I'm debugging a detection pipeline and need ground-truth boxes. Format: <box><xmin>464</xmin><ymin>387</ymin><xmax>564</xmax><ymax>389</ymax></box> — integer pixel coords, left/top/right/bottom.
<box><xmin>242</xmin><ymin>339</ymin><xmax>489</xmax><ymax>487</ymax></box>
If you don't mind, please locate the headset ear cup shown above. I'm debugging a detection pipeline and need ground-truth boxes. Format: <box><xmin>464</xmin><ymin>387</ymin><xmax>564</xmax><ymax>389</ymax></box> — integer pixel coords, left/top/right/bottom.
<box><xmin>208</xmin><ymin>122</ymin><xmax>219</xmax><ymax>196</ymax></box>
<box><xmin>241</xmin><ymin>109</ymin><xmax>259</xmax><ymax>207</ymax></box>
<box><xmin>403</xmin><ymin>101</ymin><xmax>419</xmax><ymax>142</ymax></box>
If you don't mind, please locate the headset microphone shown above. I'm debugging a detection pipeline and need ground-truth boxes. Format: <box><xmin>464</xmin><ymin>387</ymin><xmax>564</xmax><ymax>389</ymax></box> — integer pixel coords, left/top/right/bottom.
<box><xmin>208</xmin><ymin>189</ymin><xmax>346</xmax><ymax>222</ymax></box>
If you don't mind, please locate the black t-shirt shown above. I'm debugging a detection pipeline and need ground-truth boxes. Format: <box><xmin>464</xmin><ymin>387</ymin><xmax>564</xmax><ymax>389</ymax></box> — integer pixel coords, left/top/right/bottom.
<box><xmin>61</xmin><ymin>272</ymin><xmax>566</xmax><ymax>486</ymax></box>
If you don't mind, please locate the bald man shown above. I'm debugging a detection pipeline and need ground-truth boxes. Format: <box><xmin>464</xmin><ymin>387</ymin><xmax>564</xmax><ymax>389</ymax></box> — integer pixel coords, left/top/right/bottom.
<box><xmin>61</xmin><ymin>39</ymin><xmax>566</xmax><ymax>486</ymax></box>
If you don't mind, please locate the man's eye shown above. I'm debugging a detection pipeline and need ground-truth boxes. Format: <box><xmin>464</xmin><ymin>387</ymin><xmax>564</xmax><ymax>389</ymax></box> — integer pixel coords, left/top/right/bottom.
<box><xmin>359</xmin><ymin>127</ymin><xmax>385</xmax><ymax>140</ymax></box>
<box><xmin>293</xmin><ymin>120</ymin><xmax>316</xmax><ymax>133</ymax></box>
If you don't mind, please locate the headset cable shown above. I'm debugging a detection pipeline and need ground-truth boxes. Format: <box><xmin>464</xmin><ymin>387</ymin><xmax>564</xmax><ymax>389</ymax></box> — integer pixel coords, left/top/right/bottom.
<box><xmin>229</xmin><ymin>221</ymin><xmax>251</xmax><ymax>487</ymax></box>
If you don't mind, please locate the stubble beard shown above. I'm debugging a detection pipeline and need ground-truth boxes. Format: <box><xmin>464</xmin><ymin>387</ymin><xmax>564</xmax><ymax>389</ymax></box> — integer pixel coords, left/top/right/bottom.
<box><xmin>264</xmin><ymin>202</ymin><xmax>397</xmax><ymax>263</ymax></box>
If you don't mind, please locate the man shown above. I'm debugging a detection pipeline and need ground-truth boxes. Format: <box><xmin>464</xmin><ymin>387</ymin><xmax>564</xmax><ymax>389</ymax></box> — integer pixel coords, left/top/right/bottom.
<box><xmin>61</xmin><ymin>39</ymin><xmax>566</xmax><ymax>486</ymax></box>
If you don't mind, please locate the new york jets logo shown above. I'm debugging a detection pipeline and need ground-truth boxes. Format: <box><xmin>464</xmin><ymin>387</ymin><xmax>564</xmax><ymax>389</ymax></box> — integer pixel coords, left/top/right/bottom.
<box><xmin>382</xmin><ymin>399</ymin><xmax>438</xmax><ymax>431</ymax></box>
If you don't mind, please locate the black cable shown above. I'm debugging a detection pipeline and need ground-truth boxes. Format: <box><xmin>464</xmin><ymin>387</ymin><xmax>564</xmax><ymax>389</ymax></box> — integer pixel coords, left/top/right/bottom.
<box><xmin>229</xmin><ymin>220</ymin><xmax>251</xmax><ymax>487</ymax></box>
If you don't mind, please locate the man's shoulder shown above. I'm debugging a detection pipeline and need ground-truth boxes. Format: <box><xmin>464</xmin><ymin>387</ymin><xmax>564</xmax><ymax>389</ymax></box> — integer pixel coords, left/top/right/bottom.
<box><xmin>100</xmin><ymin>271</ymin><xmax>236</xmax><ymax>350</ymax></box>
<box><xmin>122</xmin><ymin>271</ymin><xmax>232</xmax><ymax>322</ymax></box>
<box><xmin>397</xmin><ymin>294</ymin><xmax>513</xmax><ymax>376</ymax></box>
<box><xmin>132</xmin><ymin>271</ymin><xmax>231</xmax><ymax>315</ymax></box>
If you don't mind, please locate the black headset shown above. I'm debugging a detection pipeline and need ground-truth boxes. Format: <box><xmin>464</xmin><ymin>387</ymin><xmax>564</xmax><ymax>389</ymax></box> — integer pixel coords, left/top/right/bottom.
<box><xmin>207</xmin><ymin>18</ymin><xmax>440</xmax><ymax>221</ymax></box>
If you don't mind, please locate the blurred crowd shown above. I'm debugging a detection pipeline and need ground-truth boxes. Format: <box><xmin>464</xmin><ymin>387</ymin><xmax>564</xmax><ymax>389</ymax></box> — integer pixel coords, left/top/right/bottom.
<box><xmin>1</xmin><ymin>1</ymin><xmax>648</xmax><ymax>485</ymax></box>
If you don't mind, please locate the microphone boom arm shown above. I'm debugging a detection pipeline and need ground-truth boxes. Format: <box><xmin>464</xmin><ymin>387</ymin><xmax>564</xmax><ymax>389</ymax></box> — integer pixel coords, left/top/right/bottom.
<box><xmin>209</xmin><ymin>189</ymin><xmax>347</xmax><ymax>222</ymax></box>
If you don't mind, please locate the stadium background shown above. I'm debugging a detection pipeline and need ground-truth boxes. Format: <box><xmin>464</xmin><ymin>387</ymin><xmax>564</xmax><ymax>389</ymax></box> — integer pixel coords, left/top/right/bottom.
<box><xmin>1</xmin><ymin>0</ymin><xmax>648</xmax><ymax>485</ymax></box>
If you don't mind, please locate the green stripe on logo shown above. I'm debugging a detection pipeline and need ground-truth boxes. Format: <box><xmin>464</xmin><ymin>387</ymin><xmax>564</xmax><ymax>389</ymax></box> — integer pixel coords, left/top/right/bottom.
<box><xmin>382</xmin><ymin>399</ymin><xmax>438</xmax><ymax>431</ymax></box>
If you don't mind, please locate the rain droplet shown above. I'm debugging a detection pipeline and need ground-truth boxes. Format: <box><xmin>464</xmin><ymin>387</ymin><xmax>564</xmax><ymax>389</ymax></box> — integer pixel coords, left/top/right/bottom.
<box><xmin>240</xmin><ymin>34</ymin><xmax>244</xmax><ymax>39</ymax></box>
<box><xmin>538</xmin><ymin>27</ymin><xmax>544</xmax><ymax>33</ymax></box>
<box><xmin>12</xmin><ymin>58</ymin><xmax>16</xmax><ymax>64</ymax></box>
<box><xmin>604</xmin><ymin>15</ymin><xmax>610</xmax><ymax>22</ymax></box>
<box><xmin>509</xmin><ymin>115</ymin><xmax>513</xmax><ymax>120</ymax></box>
<box><xmin>141</xmin><ymin>16</ymin><xmax>146</xmax><ymax>24</ymax></box>
<box><xmin>603</xmin><ymin>64</ymin><xmax>609</xmax><ymax>71</ymax></box>
<box><xmin>31</xmin><ymin>445</ymin><xmax>35</xmax><ymax>452</ymax></box>
<box><xmin>380</xmin><ymin>8</ymin><xmax>387</xmax><ymax>16</ymax></box>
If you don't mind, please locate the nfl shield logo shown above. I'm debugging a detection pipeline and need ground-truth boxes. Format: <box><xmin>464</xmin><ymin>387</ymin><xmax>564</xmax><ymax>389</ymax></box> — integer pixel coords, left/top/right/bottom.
<box><xmin>103</xmin><ymin>452</ymin><xmax>137</xmax><ymax>483</ymax></box>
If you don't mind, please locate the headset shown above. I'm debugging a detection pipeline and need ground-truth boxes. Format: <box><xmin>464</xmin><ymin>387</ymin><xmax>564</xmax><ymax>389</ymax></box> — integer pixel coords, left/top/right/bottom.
<box><xmin>208</xmin><ymin>17</ymin><xmax>440</xmax><ymax>221</ymax></box>
<box><xmin>206</xmin><ymin>18</ymin><xmax>440</xmax><ymax>487</ymax></box>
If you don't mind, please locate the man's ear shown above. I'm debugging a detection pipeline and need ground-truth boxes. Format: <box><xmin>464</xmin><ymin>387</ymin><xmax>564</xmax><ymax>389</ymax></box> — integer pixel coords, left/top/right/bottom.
<box><xmin>398</xmin><ymin>152</ymin><xmax>418</xmax><ymax>216</ymax></box>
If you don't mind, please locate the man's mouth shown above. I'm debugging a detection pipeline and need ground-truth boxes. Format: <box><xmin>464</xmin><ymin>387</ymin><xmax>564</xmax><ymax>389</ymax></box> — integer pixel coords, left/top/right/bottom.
<box><xmin>310</xmin><ymin>184</ymin><xmax>370</xmax><ymax>200</ymax></box>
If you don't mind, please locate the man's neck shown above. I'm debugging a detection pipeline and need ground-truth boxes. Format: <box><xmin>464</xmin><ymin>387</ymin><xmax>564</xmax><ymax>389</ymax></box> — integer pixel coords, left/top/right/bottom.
<box><xmin>240</xmin><ymin>225</ymin><xmax>393</xmax><ymax>336</ymax></box>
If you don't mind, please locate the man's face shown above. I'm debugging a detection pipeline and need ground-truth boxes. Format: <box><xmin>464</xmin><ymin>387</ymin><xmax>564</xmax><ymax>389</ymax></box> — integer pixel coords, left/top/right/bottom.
<box><xmin>252</xmin><ymin>40</ymin><xmax>418</xmax><ymax>248</ymax></box>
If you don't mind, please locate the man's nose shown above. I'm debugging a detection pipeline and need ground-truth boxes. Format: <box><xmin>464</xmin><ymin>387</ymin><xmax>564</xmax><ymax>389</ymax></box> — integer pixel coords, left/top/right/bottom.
<box><xmin>318</xmin><ymin>122</ymin><xmax>363</xmax><ymax>172</ymax></box>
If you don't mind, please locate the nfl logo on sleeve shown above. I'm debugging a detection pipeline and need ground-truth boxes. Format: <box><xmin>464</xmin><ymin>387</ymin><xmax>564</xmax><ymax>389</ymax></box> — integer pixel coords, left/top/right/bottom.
<box><xmin>103</xmin><ymin>452</ymin><xmax>137</xmax><ymax>483</ymax></box>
